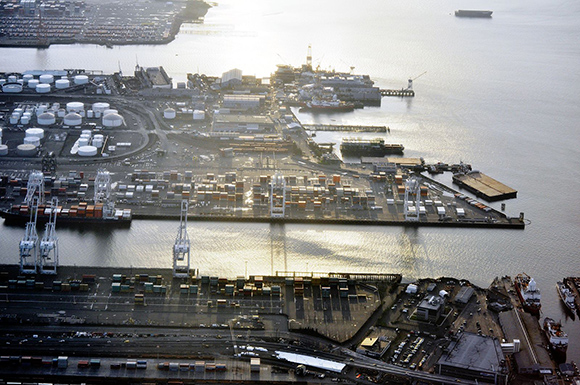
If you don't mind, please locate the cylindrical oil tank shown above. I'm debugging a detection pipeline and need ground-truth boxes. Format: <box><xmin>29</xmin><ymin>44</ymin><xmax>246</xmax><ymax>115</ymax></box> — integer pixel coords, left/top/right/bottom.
<box><xmin>9</xmin><ymin>114</ymin><xmax>19</xmax><ymax>124</ymax></box>
<box><xmin>26</xmin><ymin>128</ymin><xmax>45</xmax><ymax>139</ymax></box>
<box><xmin>8</xmin><ymin>75</ymin><xmax>17</xmax><ymax>83</ymax></box>
<box><xmin>23</xmin><ymin>136</ymin><xmax>40</xmax><ymax>146</ymax></box>
<box><xmin>78</xmin><ymin>145</ymin><xmax>97</xmax><ymax>157</ymax></box>
<box><xmin>13</xmin><ymin>108</ymin><xmax>23</xmax><ymax>115</ymax></box>
<box><xmin>74</xmin><ymin>75</ymin><xmax>89</xmax><ymax>85</ymax></box>
<box><xmin>2</xmin><ymin>83</ymin><xmax>23</xmax><ymax>93</ymax></box>
<box><xmin>39</xmin><ymin>74</ymin><xmax>54</xmax><ymax>84</ymax></box>
<box><xmin>35</xmin><ymin>105</ymin><xmax>47</xmax><ymax>114</ymax></box>
<box><xmin>22</xmin><ymin>74</ymin><xmax>34</xmax><ymax>83</ymax></box>
<box><xmin>193</xmin><ymin>110</ymin><xmax>205</xmax><ymax>120</ymax></box>
<box><xmin>36</xmin><ymin>83</ymin><xmax>51</xmax><ymax>93</ymax></box>
<box><xmin>92</xmin><ymin>138</ymin><xmax>103</xmax><ymax>148</ymax></box>
<box><xmin>27</xmin><ymin>79</ymin><xmax>39</xmax><ymax>89</ymax></box>
<box><xmin>86</xmin><ymin>110</ymin><xmax>94</xmax><ymax>118</ymax></box>
<box><xmin>64</xmin><ymin>112</ymin><xmax>82</xmax><ymax>126</ymax></box>
<box><xmin>81</xmin><ymin>129</ymin><xmax>92</xmax><ymax>136</ymax></box>
<box><xmin>37</xmin><ymin>112</ymin><xmax>56</xmax><ymax>126</ymax></box>
<box><xmin>103</xmin><ymin>109</ymin><xmax>118</xmax><ymax>116</ymax></box>
<box><xmin>66</xmin><ymin>101</ymin><xmax>84</xmax><ymax>112</ymax></box>
<box><xmin>55</xmin><ymin>79</ymin><xmax>70</xmax><ymax>89</ymax></box>
<box><xmin>20</xmin><ymin>116</ymin><xmax>30</xmax><ymax>125</ymax></box>
<box><xmin>57</xmin><ymin>109</ymin><xmax>66</xmax><ymax>118</ymax></box>
<box><xmin>91</xmin><ymin>102</ymin><xmax>110</xmax><ymax>113</ymax></box>
<box><xmin>0</xmin><ymin>144</ymin><xmax>8</xmax><ymax>156</ymax></box>
<box><xmin>164</xmin><ymin>108</ymin><xmax>176</xmax><ymax>119</ymax></box>
<box><xmin>17</xmin><ymin>144</ymin><xmax>37</xmax><ymax>156</ymax></box>
<box><xmin>102</xmin><ymin>113</ymin><xmax>124</xmax><ymax>127</ymax></box>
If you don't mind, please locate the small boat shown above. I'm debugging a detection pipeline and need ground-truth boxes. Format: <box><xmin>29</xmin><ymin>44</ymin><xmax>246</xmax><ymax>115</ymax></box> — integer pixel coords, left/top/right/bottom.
<box><xmin>556</xmin><ymin>281</ymin><xmax>576</xmax><ymax>317</ymax></box>
<box><xmin>543</xmin><ymin>317</ymin><xmax>568</xmax><ymax>362</ymax></box>
<box><xmin>514</xmin><ymin>273</ymin><xmax>541</xmax><ymax>315</ymax></box>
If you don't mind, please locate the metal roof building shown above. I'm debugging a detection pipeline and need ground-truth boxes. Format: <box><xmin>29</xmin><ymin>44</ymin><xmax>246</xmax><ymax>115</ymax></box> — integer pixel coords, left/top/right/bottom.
<box><xmin>437</xmin><ymin>332</ymin><xmax>508</xmax><ymax>384</ymax></box>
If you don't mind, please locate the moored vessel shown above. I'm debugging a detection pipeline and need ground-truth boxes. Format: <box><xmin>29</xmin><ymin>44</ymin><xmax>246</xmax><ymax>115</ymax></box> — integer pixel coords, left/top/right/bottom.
<box><xmin>556</xmin><ymin>281</ymin><xmax>576</xmax><ymax>317</ymax></box>
<box><xmin>340</xmin><ymin>138</ymin><xmax>404</xmax><ymax>157</ymax></box>
<box><xmin>299</xmin><ymin>99</ymin><xmax>355</xmax><ymax>112</ymax></box>
<box><xmin>543</xmin><ymin>317</ymin><xmax>568</xmax><ymax>362</ymax></box>
<box><xmin>454</xmin><ymin>10</ymin><xmax>493</xmax><ymax>18</ymax></box>
<box><xmin>514</xmin><ymin>273</ymin><xmax>541</xmax><ymax>315</ymax></box>
<box><xmin>1</xmin><ymin>204</ymin><xmax>132</xmax><ymax>227</ymax></box>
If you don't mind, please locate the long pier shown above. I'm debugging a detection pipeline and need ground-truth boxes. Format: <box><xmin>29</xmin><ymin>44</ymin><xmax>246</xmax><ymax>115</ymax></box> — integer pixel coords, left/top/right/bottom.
<box><xmin>380</xmin><ymin>89</ymin><xmax>415</xmax><ymax>97</ymax></box>
<box><xmin>303</xmin><ymin>124</ymin><xmax>388</xmax><ymax>132</ymax></box>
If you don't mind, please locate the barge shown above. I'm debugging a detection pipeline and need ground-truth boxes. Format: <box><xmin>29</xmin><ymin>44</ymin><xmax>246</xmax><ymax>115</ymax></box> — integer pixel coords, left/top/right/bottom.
<box><xmin>452</xmin><ymin>171</ymin><xmax>517</xmax><ymax>201</ymax></box>
<box><xmin>455</xmin><ymin>10</ymin><xmax>493</xmax><ymax>18</ymax></box>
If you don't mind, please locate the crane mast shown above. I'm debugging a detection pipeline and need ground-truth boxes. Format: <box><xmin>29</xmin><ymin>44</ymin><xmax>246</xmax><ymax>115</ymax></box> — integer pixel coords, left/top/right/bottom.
<box><xmin>270</xmin><ymin>171</ymin><xmax>286</xmax><ymax>219</ymax></box>
<box><xmin>19</xmin><ymin>197</ymin><xmax>39</xmax><ymax>274</ymax></box>
<box><xmin>24</xmin><ymin>170</ymin><xmax>44</xmax><ymax>206</ymax></box>
<box><xmin>404</xmin><ymin>176</ymin><xmax>421</xmax><ymax>222</ymax></box>
<box><xmin>173</xmin><ymin>199</ymin><xmax>190</xmax><ymax>278</ymax></box>
<box><xmin>39</xmin><ymin>198</ymin><xmax>59</xmax><ymax>274</ymax></box>
<box><xmin>94</xmin><ymin>169</ymin><xmax>115</xmax><ymax>218</ymax></box>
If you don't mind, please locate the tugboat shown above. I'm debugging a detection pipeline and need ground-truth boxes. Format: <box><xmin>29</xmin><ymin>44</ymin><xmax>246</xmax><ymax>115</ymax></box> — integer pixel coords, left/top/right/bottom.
<box><xmin>556</xmin><ymin>281</ymin><xmax>576</xmax><ymax>318</ymax></box>
<box><xmin>543</xmin><ymin>317</ymin><xmax>568</xmax><ymax>363</ymax></box>
<box><xmin>514</xmin><ymin>273</ymin><xmax>541</xmax><ymax>315</ymax></box>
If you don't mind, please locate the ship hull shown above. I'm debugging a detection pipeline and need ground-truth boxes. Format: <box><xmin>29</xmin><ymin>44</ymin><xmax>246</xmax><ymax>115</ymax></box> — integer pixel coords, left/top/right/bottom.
<box><xmin>514</xmin><ymin>280</ymin><xmax>541</xmax><ymax>315</ymax></box>
<box><xmin>543</xmin><ymin>318</ymin><xmax>568</xmax><ymax>363</ymax></box>
<box><xmin>557</xmin><ymin>282</ymin><xmax>576</xmax><ymax>318</ymax></box>
<box><xmin>0</xmin><ymin>210</ymin><xmax>131</xmax><ymax>228</ymax></box>
<box><xmin>455</xmin><ymin>10</ymin><xmax>493</xmax><ymax>18</ymax></box>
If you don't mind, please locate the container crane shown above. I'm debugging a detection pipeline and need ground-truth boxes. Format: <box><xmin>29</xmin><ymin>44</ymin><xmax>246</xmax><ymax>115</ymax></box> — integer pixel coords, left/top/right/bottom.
<box><xmin>173</xmin><ymin>199</ymin><xmax>190</xmax><ymax>278</ymax></box>
<box><xmin>94</xmin><ymin>169</ymin><xmax>115</xmax><ymax>219</ymax></box>
<box><xmin>270</xmin><ymin>171</ymin><xmax>286</xmax><ymax>219</ymax></box>
<box><xmin>24</xmin><ymin>170</ymin><xmax>44</xmax><ymax>206</ymax></box>
<box><xmin>406</xmin><ymin>71</ymin><xmax>427</xmax><ymax>91</ymax></box>
<box><xmin>404</xmin><ymin>177</ymin><xmax>421</xmax><ymax>222</ymax></box>
<box><xmin>39</xmin><ymin>198</ymin><xmax>58</xmax><ymax>274</ymax></box>
<box><xmin>19</xmin><ymin>197</ymin><xmax>39</xmax><ymax>274</ymax></box>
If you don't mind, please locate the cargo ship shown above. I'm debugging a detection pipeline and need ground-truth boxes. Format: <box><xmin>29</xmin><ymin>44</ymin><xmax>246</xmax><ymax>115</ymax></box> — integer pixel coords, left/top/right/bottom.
<box><xmin>0</xmin><ymin>204</ymin><xmax>132</xmax><ymax>227</ymax></box>
<box><xmin>543</xmin><ymin>317</ymin><xmax>568</xmax><ymax>362</ymax></box>
<box><xmin>514</xmin><ymin>273</ymin><xmax>541</xmax><ymax>315</ymax></box>
<box><xmin>299</xmin><ymin>99</ymin><xmax>355</xmax><ymax>113</ymax></box>
<box><xmin>556</xmin><ymin>281</ymin><xmax>576</xmax><ymax>317</ymax></box>
<box><xmin>340</xmin><ymin>138</ymin><xmax>404</xmax><ymax>157</ymax></box>
<box><xmin>454</xmin><ymin>10</ymin><xmax>493</xmax><ymax>18</ymax></box>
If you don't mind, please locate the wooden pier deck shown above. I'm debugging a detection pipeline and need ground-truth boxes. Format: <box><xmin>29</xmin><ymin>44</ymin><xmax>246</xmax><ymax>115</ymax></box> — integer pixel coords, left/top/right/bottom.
<box><xmin>452</xmin><ymin>171</ymin><xmax>517</xmax><ymax>201</ymax></box>
<box><xmin>303</xmin><ymin>124</ymin><xmax>388</xmax><ymax>132</ymax></box>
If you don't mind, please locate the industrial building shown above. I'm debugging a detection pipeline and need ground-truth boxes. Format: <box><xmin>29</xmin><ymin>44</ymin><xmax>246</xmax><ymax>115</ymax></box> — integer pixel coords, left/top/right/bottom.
<box><xmin>356</xmin><ymin>336</ymin><xmax>391</xmax><ymax>358</ymax></box>
<box><xmin>222</xmin><ymin>94</ymin><xmax>265</xmax><ymax>110</ymax></box>
<box><xmin>437</xmin><ymin>332</ymin><xmax>508</xmax><ymax>384</ymax></box>
<box><xmin>212</xmin><ymin>114</ymin><xmax>275</xmax><ymax>133</ymax></box>
<box><xmin>454</xmin><ymin>286</ymin><xmax>475</xmax><ymax>304</ymax></box>
<box><xmin>416</xmin><ymin>294</ymin><xmax>445</xmax><ymax>322</ymax></box>
<box><xmin>221</xmin><ymin>68</ymin><xmax>243</xmax><ymax>88</ymax></box>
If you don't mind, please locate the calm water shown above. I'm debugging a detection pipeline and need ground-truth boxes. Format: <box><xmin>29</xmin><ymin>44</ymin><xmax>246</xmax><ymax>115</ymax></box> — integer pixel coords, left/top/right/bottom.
<box><xmin>1</xmin><ymin>0</ymin><xmax>580</xmax><ymax>360</ymax></box>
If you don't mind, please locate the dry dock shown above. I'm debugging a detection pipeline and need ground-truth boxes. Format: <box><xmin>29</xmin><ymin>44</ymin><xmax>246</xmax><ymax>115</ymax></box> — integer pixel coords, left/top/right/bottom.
<box><xmin>452</xmin><ymin>171</ymin><xmax>517</xmax><ymax>201</ymax></box>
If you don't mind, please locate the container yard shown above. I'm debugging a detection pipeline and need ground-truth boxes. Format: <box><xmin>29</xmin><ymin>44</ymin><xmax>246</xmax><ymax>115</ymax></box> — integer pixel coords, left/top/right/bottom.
<box><xmin>0</xmin><ymin>264</ymin><xmax>577</xmax><ymax>384</ymax></box>
<box><xmin>0</xmin><ymin>0</ymin><xmax>210</xmax><ymax>47</ymax></box>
